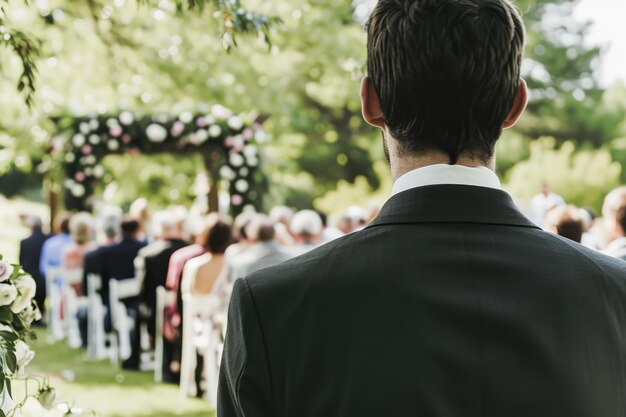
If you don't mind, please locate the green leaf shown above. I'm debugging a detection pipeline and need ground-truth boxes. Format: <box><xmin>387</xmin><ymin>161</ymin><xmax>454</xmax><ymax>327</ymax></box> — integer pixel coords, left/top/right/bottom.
<box><xmin>0</xmin><ymin>331</ymin><xmax>17</xmax><ymax>342</ymax></box>
<box><xmin>6</xmin><ymin>379</ymin><xmax>11</xmax><ymax>397</ymax></box>
<box><xmin>0</xmin><ymin>308</ymin><xmax>12</xmax><ymax>324</ymax></box>
<box><xmin>0</xmin><ymin>374</ymin><xmax>4</xmax><ymax>393</ymax></box>
<box><xmin>5</xmin><ymin>351</ymin><xmax>16</xmax><ymax>374</ymax></box>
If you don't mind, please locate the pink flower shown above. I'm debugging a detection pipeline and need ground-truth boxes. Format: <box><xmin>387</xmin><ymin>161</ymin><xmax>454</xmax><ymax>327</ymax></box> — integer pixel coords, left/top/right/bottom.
<box><xmin>171</xmin><ymin>122</ymin><xmax>185</xmax><ymax>137</ymax></box>
<box><xmin>242</xmin><ymin>129</ymin><xmax>254</xmax><ymax>140</ymax></box>
<box><xmin>196</xmin><ymin>117</ymin><xmax>208</xmax><ymax>128</ymax></box>
<box><xmin>75</xmin><ymin>172</ymin><xmax>86</xmax><ymax>182</ymax></box>
<box><xmin>109</xmin><ymin>126</ymin><xmax>123</xmax><ymax>137</ymax></box>
<box><xmin>122</xmin><ymin>134</ymin><xmax>132</xmax><ymax>144</ymax></box>
<box><xmin>0</xmin><ymin>261</ymin><xmax>14</xmax><ymax>282</ymax></box>
<box><xmin>231</xmin><ymin>194</ymin><xmax>243</xmax><ymax>206</ymax></box>
<box><xmin>224</xmin><ymin>136</ymin><xmax>234</xmax><ymax>148</ymax></box>
<box><xmin>82</xmin><ymin>145</ymin><xmax>92</xmax><ymax>155</ymax></box>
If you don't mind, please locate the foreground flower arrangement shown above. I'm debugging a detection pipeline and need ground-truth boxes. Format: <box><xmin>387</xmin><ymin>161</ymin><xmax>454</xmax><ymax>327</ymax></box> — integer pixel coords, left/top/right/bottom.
<box><xmin>0</xmin><ymin>257</ymin><xmax>90</xmax><ymax>417</ymax></box>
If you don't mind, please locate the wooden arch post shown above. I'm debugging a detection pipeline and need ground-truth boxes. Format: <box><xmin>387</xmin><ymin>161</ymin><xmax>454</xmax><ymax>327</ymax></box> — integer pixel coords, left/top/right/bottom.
<box><xmin>203</xmin><ymin>150</ymin><xmax>222</xmax><ymax>213</ymax></box>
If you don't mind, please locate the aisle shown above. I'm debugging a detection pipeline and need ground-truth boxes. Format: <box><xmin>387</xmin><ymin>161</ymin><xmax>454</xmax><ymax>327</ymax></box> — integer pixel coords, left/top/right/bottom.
<box><xmin>17</xmin><ymin>329</ymin><xmax>214</xmax><ymax>417</ymax></box>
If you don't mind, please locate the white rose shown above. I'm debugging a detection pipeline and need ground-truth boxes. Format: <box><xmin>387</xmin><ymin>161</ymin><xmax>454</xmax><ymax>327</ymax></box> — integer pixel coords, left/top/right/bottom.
<box><xmin>146</xmin><ymin>124</ymin><xmax>168</xmax><ymax>143</ymax></box>
<box><xmin>20</xmin><ymin>302</ymin><xmax>42</xmax><ymax>325</ymax></box>
<box><xmin>208</xmin><ymin>125</ymin><xmax>222</xmax><ymax>138</ymax></box>
<box><xmin>0</xmin><ymin>283</ymin><xmax>18</xmax><ymax>306</ymax></box>
<box><xmin>10</xmin><ymin>275</ymin><xmax>37</xmax><ymax>314</ymax></box>
<box><xmin>227</xmin><ymin>116</ymin><xmax>244</xmax><ymax>131</ymax></box>
<box><xmin>15</xmin><ymin>339</ymin><xmax>36</xmax><ymax>374</ymax></box>
<box><xmin>0</xmin><ymin>261</ymin><xmax>14</xmax><ymax>282</ymax></box>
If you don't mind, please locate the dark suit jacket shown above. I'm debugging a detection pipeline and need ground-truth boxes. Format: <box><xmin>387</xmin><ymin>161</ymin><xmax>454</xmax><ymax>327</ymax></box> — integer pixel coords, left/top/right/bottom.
<box><xmin>219</xmin><ymin>185</ymin><xmax>626</xmax><ymax>417</ymax></box>
<box><xmin>99</xmin><ymin>238</ymin><xmax>147</xmax><ymax>307</ymax></box>
<box><xmin>137</xmin><ymin>238</ymin><xmax>187</xmax><ymax>336</ymax></box>
<box><xmin>19</xmin><ymin>228</ymin><xmax>50</xmax><ymax>282</ymax></box>
<box><xmin>20</xmin><ymin>228</ymin><xmax>50</xmax><ymax>312</ymax></box>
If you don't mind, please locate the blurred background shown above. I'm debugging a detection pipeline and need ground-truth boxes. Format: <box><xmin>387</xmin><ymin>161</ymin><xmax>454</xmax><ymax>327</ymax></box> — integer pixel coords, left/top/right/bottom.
<box><xmin>1</xmin><ymin>0</ymin><xmax>625</xmax><ymax>257</ymax></box>
<box><xmin>0</xmin><ymin>0</ymin><xmax>625</xmax><ymax>414</ymax></box>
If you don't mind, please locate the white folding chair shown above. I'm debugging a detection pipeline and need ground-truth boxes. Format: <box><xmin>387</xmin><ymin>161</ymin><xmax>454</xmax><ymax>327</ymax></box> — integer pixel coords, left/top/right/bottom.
<box><xmin>86</xmin><ymin>273</ymin><xmax>111</xmax><ymax>359</ymax></box>
<box><xmin>180</xmin><ymin>293</ymin><xmax>221</xmax><ymax>399</ymax></box>
<box><xmin>154</xmin><ymin>286</ymin><xmax>176</xmax><ymax>382</ymax></box>
<box><xmin>61</xmin><ymin>267</ymin><xmax>85</xmax><ymax>348</ymax></box>
<box><xmin>204</xmin><ymin>311</ymin><xmax>227</xmax><ymax>406</ymax></box>
<box><xmin>109</xmin><ymin>278</ymin><xmax>140</xmax><ymax>365</ymax></box>
<box><xmin>45</xmin><ymin>266</ymin><xmax>64</xmax><ymax>342</ymax></box>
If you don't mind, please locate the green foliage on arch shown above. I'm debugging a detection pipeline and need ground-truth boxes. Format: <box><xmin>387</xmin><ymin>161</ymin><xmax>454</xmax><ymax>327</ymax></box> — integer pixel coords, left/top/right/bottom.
<box><xmin>49</xmin><ymin>106</ymin><xmax>267</xmax><ymax>215</ymax></box>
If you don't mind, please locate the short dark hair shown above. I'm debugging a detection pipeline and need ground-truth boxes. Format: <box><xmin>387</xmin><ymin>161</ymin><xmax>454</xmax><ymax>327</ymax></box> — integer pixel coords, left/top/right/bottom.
<box><xmin>205</xmin><ymin>221</ymin><xmax>232</xmax><ymax>254</ymax></box>
<box><xmin>545</xmin><ymin>205</ymin><xmax>584</xmax><ymax>243</ymax></box>
<box><xmin>121</xmin><ymin>216</ymin><xmax>140</xmax><ymax>237</ymax></box>
<box><xmin>366</xmin><ymin>0</ymin><xmax>525</xmax><ymax>163</ymax></box>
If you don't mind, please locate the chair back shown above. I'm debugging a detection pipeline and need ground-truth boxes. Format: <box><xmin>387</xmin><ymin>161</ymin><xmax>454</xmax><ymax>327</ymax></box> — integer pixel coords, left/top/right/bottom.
<box><xmin>45</xmin><ymin>266</ymin><xmax>64</xmax><ymax>341</ymax></box>
<box><xmin>179</xmin><ymin>293</ymin><xmax>222</xmax><ymax>398</ymax></box>
<box><xmin>154</xmin><ymin>286</ymin><xmax>175</xmax><ymax>383</ymax></box>
<box><xmin>62</xmin><ymin>268</ymin><xmax>84</xmax><ymax>286</ymax></box>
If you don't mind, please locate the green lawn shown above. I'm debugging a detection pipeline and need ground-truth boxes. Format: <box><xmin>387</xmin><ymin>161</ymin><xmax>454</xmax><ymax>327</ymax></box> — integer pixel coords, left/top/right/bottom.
<box><xmin>12</xmin><ymin>329</ymin><xmax>215</xmax><ymax>417</ymax></box>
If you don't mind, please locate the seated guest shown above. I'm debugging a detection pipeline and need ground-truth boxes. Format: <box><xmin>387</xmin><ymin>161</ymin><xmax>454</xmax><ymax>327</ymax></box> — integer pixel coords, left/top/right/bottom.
<box><xmin>20</xmin><ymin>215</ymin><xmax>50</xmax><ymax>315</ymax></box>
<box><xmin>543</xmin><ymin>205</ymin><xmax>584</xmax><ymax>243</ymax></box>
<box><xmin>602</xmin><ymin>186</ymin><xmax>626</xmax><ymax>260</ymax></box>
<box><xmin>182</xmin><ymin>216</ymin><xmax>233</xmax><ymax>295</ymax></box>
<box><xmin>83</xmin><ymin>214</ymin><xmax>121</xmax><ymax>293</ymax></box>
<box><xmin>80</xmin><ymin>214</ymin><xmax>121</xmax><ymax>348</ymax></box>
<box><xmin>98</xmin><ymin>216</ymin><xmax>146</xmax><ymax>369</ymax></box>
<box><xmin>39</xmin><ymin>213</ymin><xmax>73</xmax><ymax>282</ymax></box>
<box><xmin>289</xmin><ymin>210</ymin><xmax>323</xmax><ymax>256</ymax></box>
<box><xmin>269</xmin><ymin>205</ymin><xmax>295</xmax><ymax>246</ymax></box>
<box><xmin>62</xmin><ymin>212</ymin><xmax>96</xmax><ymax>293</ymax></box>
<box><xmin>136</xmin><ymin>209</ymin><xmax>187</xmax><ymax>374</ymax></box>
<box><xmin>228</xmin><ymin>215</ymin><xmax>291</xmax><ymax>283</ymax></box>
<box><xmin>171</xmin><ymin>217</ymin><xmax>232</xmax><ymax>394</ymax></box>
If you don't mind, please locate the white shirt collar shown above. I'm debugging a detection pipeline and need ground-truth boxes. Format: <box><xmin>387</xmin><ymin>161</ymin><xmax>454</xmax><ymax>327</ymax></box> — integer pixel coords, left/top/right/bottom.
<box><xmin>391</xmin><ymin>164</ymin><xmax>501</xmax><ymax>196</ymax></box>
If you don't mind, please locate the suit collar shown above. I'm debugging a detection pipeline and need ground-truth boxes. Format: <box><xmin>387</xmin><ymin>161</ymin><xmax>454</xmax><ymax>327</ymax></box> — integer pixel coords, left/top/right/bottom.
<box><xmin>367</xmin><ymin>184</ymin><xmax>540</xmax><ymax>230</ymax></box>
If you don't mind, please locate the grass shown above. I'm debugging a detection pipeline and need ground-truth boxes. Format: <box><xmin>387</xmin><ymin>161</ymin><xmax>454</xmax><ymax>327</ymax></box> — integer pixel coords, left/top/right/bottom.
<box><xmin>0</xmin><ymin>196</ymin><xmax>48</xmax><ymax>263</ymax></box>
<box><xmin>11</xmin><ymin>329</ymin><xmax>215</xmax><ymax>417</ymax></box>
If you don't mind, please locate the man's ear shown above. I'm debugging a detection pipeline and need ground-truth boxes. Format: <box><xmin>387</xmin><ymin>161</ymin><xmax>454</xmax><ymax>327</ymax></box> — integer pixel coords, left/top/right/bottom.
<box><xmin>502</xmin><ymin>79</ymin><xmax>528</xmax><ymax>129</ymax></box>
<box><xmin>361</xmin><ymin>77</ymin><xmax>386</xmax><ymax>129</ymax></box>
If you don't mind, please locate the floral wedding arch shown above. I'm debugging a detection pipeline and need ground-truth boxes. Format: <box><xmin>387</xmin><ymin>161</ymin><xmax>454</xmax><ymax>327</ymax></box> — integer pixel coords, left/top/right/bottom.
<box><xmin>48</xmin><ymin>105</ymin><xmax>267</xmax><ymax>215</ymax></box>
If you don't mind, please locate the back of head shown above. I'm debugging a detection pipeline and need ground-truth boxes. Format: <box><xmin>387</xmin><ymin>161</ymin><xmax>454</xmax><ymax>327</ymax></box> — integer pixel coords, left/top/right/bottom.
<box><xmin>55</xmin><ymin>212</ymin><xmax>72</xmax><ymax>235</ymax></box>
<box><xmin>152</xmin><ymin>210</ymin><xmax>178</xmax><ymax>239</ymax></box>
<box><xmin>101</xmin><ymin>215</ymin><xmax>122</xmax><ymax>240</ymax></box>
<box><xmin>70</xmin><ymin>212</ymin><xmax>95</xmax><ymax>245</ymax></box>
<box><xmin>366</xmin><ymin>0</ymin><xmax>525</xmax><ymax>163</ymax></box>
<box><xmin>203</xmin><ymin>215</ymin><xmax>233</xmax><ymax>254</ymax></box>
<box><xmin>290</xmin><ymin>210</ymin><xmax>323</xmax><ymax>238</ymax></box>
<box><xmin>121</xmin><ymin>216</ymin><xmax>141</xmax><ymax>238</ymax></box>
<box><xmin>603</xmin><ymin>186</ymin><xmax>626</xmax><ymax>238</ymax></box>
<box><xmin>270</xmin><ymin>206</ymin><xmax>294</xmax><ymax>226</ymax></box>
<box><xmin>233</xmin><ymin>211</ymin><xmax>257</xmax><ymax>242</ymax></box>
<box><xmin>28</xmin><ymin>215</ymin><xmax>43</xmax><ymax>230</ymax></box>
<box><xmin>544</xmin><ymin>205</ymin><xmax>584</xmax><ymax>243</ymax></box>
<box><xmin>246</xmin><ymin>215</ymin><xmax>276</xmax><ymax>243</ymax></box>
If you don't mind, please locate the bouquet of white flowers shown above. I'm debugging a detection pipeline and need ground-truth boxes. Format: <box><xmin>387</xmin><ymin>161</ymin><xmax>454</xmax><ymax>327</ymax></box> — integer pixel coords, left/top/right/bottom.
<box><xmin>0</xmin><ymin>256</ymin><xmax>41</xmax><ymax>417</ymax></box>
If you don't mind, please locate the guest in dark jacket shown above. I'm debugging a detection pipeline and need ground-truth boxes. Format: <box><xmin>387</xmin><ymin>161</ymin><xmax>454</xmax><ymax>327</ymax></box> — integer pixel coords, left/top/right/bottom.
<box><xmin>19</xmin><ymin>215</ymin><xmax>50</xmax><ymax>315</ymax></box>
<box><xmin>98</xmin><ymin>216</ymin><xmax>146</xmax><ymax>369</ymax></box>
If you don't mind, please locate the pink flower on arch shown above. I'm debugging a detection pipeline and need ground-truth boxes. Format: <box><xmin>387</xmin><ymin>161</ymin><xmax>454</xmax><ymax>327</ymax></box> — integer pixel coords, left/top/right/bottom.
<box><xmin>196</xmin><ymin>117</ymin><xmax>208</xmax><ymax>128</ymax></box>
<box><xmin>231</xmin><ymin>194</ymin><xmax>243</xmax><ymax>206</ymax></box>
<box><xmin>122</xmin><ymin>134</ymin><xmax>132</xmax><ymax>144</ymax></box>
<box><xmin>242</xmin><ymin>129</ymin><xmax>254</xmax><ymax>140</ymax></box>
<box><xmin>82</xmin><ymin>145</ymin><xmax>93</xmax><ymax>155</ymax></box>
<box><xmin>224</xmin><ymin>136</ymin><xmax>234</xmax><ymax>148</ymax></box>
<box><xmin>75</xmin><ymin>172</ymin><xmax>86</xmax><ymax>182</ymax></box>
<box><xmin>110</xmin><ymin>126</ymin><xmax>123</xmax><ymax>138</ymax></box>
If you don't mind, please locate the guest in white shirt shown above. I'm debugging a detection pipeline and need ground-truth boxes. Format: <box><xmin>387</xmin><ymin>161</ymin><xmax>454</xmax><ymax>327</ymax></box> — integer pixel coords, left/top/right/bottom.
<box><xmin>530</xmin><ymin>182</ymin><xmax>565</xmax><ymax>226</ymax></box>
